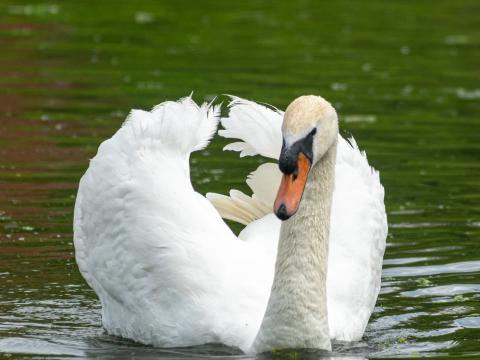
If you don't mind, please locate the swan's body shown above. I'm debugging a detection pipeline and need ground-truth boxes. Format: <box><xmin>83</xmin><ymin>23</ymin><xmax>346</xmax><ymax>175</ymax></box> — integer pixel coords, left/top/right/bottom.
<box><xmin>74</xmin><ymin>95</ymin><xmax>387</xmax><ymax>353</ymax></box>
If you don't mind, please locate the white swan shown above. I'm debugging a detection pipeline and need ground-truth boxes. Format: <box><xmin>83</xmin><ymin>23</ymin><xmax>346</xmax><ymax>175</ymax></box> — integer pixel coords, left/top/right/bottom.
<box><xmin>73</xmin><ymin>95</ymin><xmax>387</xmax><ymax>353</ymax></box>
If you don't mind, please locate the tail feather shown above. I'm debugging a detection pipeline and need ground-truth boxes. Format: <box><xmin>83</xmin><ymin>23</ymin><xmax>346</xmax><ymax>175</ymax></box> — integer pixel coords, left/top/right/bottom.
<box><xmin>206</xmin><ymin>162</ymin><xmax>279</xmax><ymax>227</ymax></box>
<box><xmin>206</xmin><ymin>189</ymin><xmax>270</xmax><ymax>226</ymax></box>
<box><xmin>206</xmin><ymin>192</ymin><xmax>255</xmax><ymax>225</ymax></box>
<box><xmin>229</xmin><ymin>190</ymin><xmax>270</xmax><ymax>219</ymax></box>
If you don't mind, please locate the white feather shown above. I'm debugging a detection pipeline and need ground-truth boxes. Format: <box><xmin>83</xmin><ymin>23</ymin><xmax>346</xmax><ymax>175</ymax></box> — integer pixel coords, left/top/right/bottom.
<box><xmin>219</xmin><ymin>96</ymin><xmax>282</xmax><ymax>158</ymax></box>
<box><xmin>246</xmin><ymin>163</ymin><xmax>282</xmax><ymax>208</ymax></box>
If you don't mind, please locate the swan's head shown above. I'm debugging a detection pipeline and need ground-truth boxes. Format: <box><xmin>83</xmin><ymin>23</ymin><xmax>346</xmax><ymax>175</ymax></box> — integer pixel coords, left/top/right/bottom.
<box><xmin>274</xmin><ymin>95</ymin><xmax>338</xmax><ymax>220</ymax></box>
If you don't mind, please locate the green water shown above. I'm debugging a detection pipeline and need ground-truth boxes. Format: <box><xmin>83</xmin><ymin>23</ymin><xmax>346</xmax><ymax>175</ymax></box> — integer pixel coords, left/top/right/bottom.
<box><xmin>1</xmin><ymin>1</ymin><xmax>479</xmax><ymax>358</ymax></box>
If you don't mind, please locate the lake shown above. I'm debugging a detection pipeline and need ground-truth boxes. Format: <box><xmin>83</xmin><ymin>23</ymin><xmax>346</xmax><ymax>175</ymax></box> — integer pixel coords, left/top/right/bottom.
<box><xmin>1</xmin><ymin>0</ymin><xmax>479</xmax><ymax>358</ymax></box>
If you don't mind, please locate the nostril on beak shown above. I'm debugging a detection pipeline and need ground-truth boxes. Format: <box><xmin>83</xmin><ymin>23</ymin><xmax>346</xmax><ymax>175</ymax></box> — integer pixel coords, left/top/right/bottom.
<box><xmin>275</xmin><ymin>203</ymin><xmax>290</xmax><ymax>221</ymax></box>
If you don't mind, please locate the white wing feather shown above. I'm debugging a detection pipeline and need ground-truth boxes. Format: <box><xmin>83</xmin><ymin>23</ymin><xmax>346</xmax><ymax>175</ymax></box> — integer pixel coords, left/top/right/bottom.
<box><xmin>219</xmin><ymin>96</ymin><xmax>282</xmax><ymax>158</ymax></box>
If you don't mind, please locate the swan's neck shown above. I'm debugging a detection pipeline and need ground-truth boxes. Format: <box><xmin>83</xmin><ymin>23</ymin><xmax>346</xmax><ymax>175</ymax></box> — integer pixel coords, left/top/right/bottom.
<box><xmin>252</xmin><ymin>141</ymin><xmax>337</xmax><ymax>353</ymax></box>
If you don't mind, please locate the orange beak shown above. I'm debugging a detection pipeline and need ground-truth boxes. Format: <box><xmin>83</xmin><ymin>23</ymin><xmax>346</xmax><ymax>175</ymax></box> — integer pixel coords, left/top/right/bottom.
<box><xmin>273</xmin><ymin>152</ymin><xmax>311</xmax><ymax>220</ymax></box>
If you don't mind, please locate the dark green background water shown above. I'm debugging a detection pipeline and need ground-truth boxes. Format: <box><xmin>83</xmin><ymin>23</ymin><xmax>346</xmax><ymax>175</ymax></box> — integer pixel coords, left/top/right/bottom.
<box><xmin>1</xmin><ymin>1</ymin><xmax>479</xmax><ymax>359</ymax></box>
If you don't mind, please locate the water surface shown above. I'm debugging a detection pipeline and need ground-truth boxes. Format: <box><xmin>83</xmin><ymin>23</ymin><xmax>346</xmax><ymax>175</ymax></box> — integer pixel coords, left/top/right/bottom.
<box><xmin>1</xmin><ymin>1</ymin><xmax>479</xmax><ymax>358</ymax></box>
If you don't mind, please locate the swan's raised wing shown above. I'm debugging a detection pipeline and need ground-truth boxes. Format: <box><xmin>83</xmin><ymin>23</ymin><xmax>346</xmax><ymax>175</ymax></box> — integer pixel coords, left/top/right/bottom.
<box><xmin>73</xmin><ymin>97</ymin><xmax>269</xmax><ymax>350</ymax></box>
<box><xmin>207</xmin><ymin>96</ymin><xmax>387</xmax><ymax>342</ymax></box>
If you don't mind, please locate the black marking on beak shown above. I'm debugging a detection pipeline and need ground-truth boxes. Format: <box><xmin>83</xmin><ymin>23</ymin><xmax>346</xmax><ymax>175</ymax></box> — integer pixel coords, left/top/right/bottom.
<box><xmin>278</xmin><ymin>128</ymin><xmax>316</xmax><ymax>175</ymax></box>
<box><xmin>275</xmin><ymin>203</ymin><xmax>289</xmax><ymax>220</ymax></box>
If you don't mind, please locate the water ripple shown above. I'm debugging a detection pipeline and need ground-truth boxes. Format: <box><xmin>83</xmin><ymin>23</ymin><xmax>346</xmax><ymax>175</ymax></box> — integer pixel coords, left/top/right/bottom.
<box><xmin>402</xmin><ymin>284</ymin><xmax>480</xmax><ymax>298</ymax></box>
<box><xmin>382</xmin><ymin>261</ymin><xmax>480</xmax><ymax>277</ymax></box>
<box><xmin>0</xmin><ymin>337</ymin><xmax>84</xmax><ymax>356</ymax></box>
<box><xmin>454</xmin><ymin>316</ymin><xmax>480</xmax><ymax>329</ymax></box>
